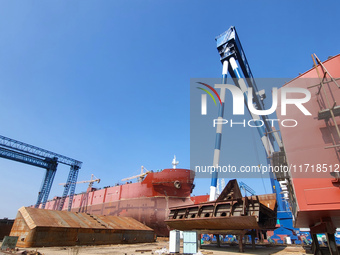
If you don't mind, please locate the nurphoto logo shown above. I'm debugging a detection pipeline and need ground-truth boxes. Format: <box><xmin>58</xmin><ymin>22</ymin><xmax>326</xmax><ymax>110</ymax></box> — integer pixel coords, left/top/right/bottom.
<box><xmin>197</xmin><ymin>82</ymin><xmax>311</xmax><ymax>128</ymax></box>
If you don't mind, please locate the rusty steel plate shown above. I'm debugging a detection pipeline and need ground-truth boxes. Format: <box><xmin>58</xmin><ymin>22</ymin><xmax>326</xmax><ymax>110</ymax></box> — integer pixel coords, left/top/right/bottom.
<box><xmin>165</xmin><ymin>215</ymin><xmax>259</xmax><ymax>230</ymax></box>
<box><xmin>10</xmin><ymin>207</ymin><xmax>155</xmax><ymax>248</ymax></box>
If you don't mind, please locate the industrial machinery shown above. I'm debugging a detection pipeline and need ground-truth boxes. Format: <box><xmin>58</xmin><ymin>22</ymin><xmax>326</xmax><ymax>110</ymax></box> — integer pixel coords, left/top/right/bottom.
<box><xmin>0</xmin><ymin>135</ymin><xmax>82</xmax><ymax>211</ymax></box>
<box><xmin>211</xmin><ymin>27</ymin><xmax>340</xmax><ymax>255</ymax></box>
<box><xmin>59</xmin><ymin>174</ymin><xmax>100</xmax><ymax>190</ymax></box>
<box><xmin>121</xmin><ymin>166</ymin><xmax>150</xmax><ymax>182</ymax></box>
<box><xmin>239</xmin><ymin>181</ymin><xmax>256</xmax><ymax>196</ymax></box>
<box><xmin>59</xmin><ymin>174</ymin><xmax>100</xmax><ymax>213</ymax></box>
<box><xmin>211</xmin><ymin>26</ymin><xmax>292</xmax><ymax>234</ymax></box>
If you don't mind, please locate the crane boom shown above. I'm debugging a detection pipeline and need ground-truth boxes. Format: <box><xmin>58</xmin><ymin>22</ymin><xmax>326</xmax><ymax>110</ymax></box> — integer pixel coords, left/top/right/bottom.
<box><xmin>215</xmin><ymin>26</ymin><xmax>283</xmax><ymax>152</ymax></box>
<box><xmin>214</xmin><ymin>26</ymin><xmax>288</xmax><ymax>210</ymax></box>
<box><xmin>239</xmin><ymin>181</ymin><xmax>256</xmax><ymax>196</ymax></box>
<box><xmin>59</xmin><ymin>174</ymin><xmax>100</xmax><ymax>187</ymax></box>
<box><xmin>121</xmin><ymin>166</ymin><xmax>150</xmax><ymax>182</ymax></box>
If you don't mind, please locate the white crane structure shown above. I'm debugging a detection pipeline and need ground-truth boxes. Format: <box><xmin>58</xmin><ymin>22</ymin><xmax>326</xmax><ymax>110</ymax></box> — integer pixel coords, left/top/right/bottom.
<box><xmin>59</xmin><ymin>174</ymin><xmax>100</xmax><ymax>190</ymax></box>
<box><xmin>121</xmin><ymin>166</ymin><xmax>150</xmax><ymax>182</ymax></box>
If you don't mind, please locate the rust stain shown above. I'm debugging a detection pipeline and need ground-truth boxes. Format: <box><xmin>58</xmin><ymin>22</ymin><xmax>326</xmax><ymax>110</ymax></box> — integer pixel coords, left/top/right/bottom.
<box><xmin>10</xmin><ymin>207</ymin><xmax>155</xmax><ymax>248</ymax></box>
<box><xmin>165</xmin><ymin>180</ymin><xmax>277</xmax><ymax>233</ymax></box>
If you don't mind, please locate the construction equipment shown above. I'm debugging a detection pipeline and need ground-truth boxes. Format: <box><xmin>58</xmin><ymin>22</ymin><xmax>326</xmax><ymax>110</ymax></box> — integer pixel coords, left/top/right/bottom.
<box><xmin>0</xmin><ymin>135</ymin><xmax>82</xmax><ymax>211</ymax></box>
<box><xmin>239</xmin><ymin>181</ymin><xmax>256</xmax><ymax>196</ymax></box>
<box><xmin>58</xmin><ymin>174</ymin><xmax>100</xmax><ymax>213</ymax></box>
<box><xmin>121</xmin><ymin>166</ymin><xmax>150</xmax><ymax>182</ymax></box>
<box><xmin>59</xmin><ymin>174</ymin><xmax>100</xmax><ymax>189</ymax></box>
<box><xmin>212</xmin><ymin>26</ymin><xmax>293</xmax><ymax>236</ymax></box>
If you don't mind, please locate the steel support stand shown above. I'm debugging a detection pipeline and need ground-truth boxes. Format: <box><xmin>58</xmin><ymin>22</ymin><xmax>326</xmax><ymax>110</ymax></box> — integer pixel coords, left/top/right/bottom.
<box><xmin>35</xmin><ymin>169</ymin><xmax>50</xmax><ymax>208</ymax></box>
<box><xmin>68</xmin><ymin>165</ymin><xmax>80</xmax><ymax>211</ymax></box>
<box><xmin>35</xmin><ymin>158</ymin><xmax>57</xmax><ymax>209</ymax></box>
<box><xmin>58</xmin><ymin>165</ymin><xmax>79</xmax><ymax>211</ymax></box>
<box><xmin>216</xmin><ymin>234</ymin><xmax>220</xmax><ymax>247</ymax></box>
<box><xmin>326</xmin><ymin>233</ymin><xmax>339</xmax><ymax>255</ymax></box>
<box><xmin>251</xmin><ymin>231</ymin><xmax>256</xmax><ymax>249</ymax></box>
<box><xmin>41</xmin><ymin>158</ymin><xmax>58</xmax><ymax>208</ymax></box>
<box><xmin>311</xmin><ymin>234</ymin><xmax>322</xmax><ymax>255</ymax></box>
<box><xmin>197</xmin><ymin>232</ymin><xmax>201</xmax><ymax>249</ymax></box>
<box><xmin>239</xmin><ymin>234</ymin><xmax>244</xmax><ymax>252</ymax></box>
<box><xmin>41</xmin><ymin>168</ymin><xmax>56</xmax><ymax>208</ymax></box>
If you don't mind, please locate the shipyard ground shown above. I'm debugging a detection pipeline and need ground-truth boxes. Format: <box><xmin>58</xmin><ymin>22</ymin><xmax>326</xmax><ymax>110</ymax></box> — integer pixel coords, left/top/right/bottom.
<box><xmin>1</xmin><ymin>238</ymin><xmax>329</xmax><ymax>255</ymax></box>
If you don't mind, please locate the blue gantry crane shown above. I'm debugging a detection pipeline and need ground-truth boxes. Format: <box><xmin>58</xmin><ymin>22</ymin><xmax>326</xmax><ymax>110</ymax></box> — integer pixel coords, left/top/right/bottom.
<box><xmin>0</xmin><ymin>135</ymin><xmax>82</xmax><ymax>211</ymax></box>
<box><xmin>212</xmin><ymin>26</ymin><xmax>294</xmax><ymax>237</ymax></box>
<box><xmin>239</xmin><ymin>181</ymin><xmax>256</xmax><ymax>196</ymax></box>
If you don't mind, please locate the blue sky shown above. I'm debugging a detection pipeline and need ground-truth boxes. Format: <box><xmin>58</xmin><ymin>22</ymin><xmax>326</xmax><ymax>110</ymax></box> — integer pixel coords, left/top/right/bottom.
<box><xmin>0</xmin><ymin>0</ymin><xmax>339</xmax><ymax>218</ymax></box>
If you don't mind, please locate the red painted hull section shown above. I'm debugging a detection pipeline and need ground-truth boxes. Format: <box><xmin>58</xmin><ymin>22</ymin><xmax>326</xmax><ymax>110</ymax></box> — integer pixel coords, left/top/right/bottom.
<box><xmin>43</xmin><ymin>168</ymin><xmax>201</xmax><ymax>236</ymax></box>
<box><xmin>190</xmin><ymin>195</ymin><xmax>209</xmax><ymax>204</ymax></box>
<box><xmin>276</xmin><ymin>54</ymin><xmax>340</xmax><ymax>229</ymax></box>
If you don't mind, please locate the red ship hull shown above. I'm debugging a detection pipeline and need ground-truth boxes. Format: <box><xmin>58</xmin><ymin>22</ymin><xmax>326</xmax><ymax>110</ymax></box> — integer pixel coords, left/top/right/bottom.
<box><xmin>276</xmin><ymin>54</ymin><xmax>340</xmax><ymax>231</ymax></box>
<box><xmin>43</xmin><ymin>168</ymin><xmax>199</xmax><ymax>236</ymax></box>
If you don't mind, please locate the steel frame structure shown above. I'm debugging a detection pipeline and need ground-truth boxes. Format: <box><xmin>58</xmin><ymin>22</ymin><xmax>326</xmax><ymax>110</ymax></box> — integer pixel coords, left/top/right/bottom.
<box><xmin>0</xmin><ymin>135</ymin><xmax>82</xmax><ymax>211</ymax></box>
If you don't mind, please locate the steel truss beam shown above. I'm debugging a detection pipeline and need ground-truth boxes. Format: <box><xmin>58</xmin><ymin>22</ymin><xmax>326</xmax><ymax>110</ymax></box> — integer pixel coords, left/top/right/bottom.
<box><xmin>0</xmin><ymin>135</ymin><xmax>82</xmax><ymax>167</ymax></box>
<box><xmin>0</xmin><ymin>135</ymin><xmax>82</xmax><ymax>210</ymax></box>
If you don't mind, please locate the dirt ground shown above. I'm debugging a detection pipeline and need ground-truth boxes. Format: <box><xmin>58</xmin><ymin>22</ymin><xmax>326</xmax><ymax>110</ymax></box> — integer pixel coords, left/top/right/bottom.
<box><xmin>0</xmin><ymin>239</ymin><xmax>316</xmax><ymax>255</ymax></box>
